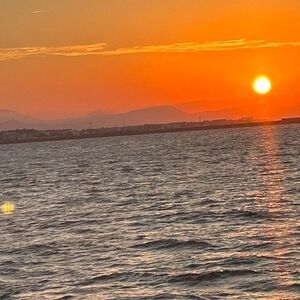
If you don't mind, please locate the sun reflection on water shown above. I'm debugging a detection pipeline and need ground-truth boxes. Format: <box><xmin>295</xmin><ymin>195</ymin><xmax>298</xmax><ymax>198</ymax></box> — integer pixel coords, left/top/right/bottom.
<box><xmin>256</xmin><ymin>126</ymin><xmax>298</xmax><ymax>294</ymax></box>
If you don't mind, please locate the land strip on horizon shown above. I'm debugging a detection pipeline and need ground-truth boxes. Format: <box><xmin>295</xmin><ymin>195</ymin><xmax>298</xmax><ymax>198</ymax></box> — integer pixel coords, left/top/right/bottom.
<box><xmin>0</xmin><ymin>117</ymin><xmax>299</xmax><ymax>146</ymax></box>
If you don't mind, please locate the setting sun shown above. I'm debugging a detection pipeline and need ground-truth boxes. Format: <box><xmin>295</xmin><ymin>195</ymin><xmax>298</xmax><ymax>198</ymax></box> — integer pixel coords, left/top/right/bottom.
<box><xmin>253</xmin><ymin>76</ymin><xmax>272</xmax><ymax>95</ymax></box>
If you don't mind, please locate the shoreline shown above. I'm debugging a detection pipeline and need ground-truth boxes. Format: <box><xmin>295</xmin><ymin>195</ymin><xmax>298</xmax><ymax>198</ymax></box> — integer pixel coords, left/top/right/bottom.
<box><xmin>0</xmin><ymin>118</ymin><xmax>299</xmax><ymax>146</ymax></box>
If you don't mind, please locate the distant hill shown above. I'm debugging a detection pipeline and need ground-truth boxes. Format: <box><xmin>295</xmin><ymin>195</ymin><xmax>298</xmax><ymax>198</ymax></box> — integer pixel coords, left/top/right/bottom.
<box><xmin>55</xmin><ymin>105</ymin><xmax>196</xmax><ymax>129</ymax></box>
<box><xmin>1</xmin><ymin>103</ymin><xmax>299</xmax><ymax>131</ymax></box>
<box><xmin>195</xmin><ymin>107</ymin><xmax>253</xmax><ymax>121</ymax></box>
<box><xmin>0</xmin><ymin>110</ymin><xmax>46</xmax><ymax>131</ymax></box>
<box><xmin>0</xmin><ymin>109</ymin><xmax>39</xmax><ymax>123</ymax></box>
<box><xmin>194</xmin><ymin>104</ymin><xmax>300</xmax><ymax>121</ymax></box>
<box><xmin>175</xmin><ymin>100</ymin><xmax>212</xmax><ymax>113</ymax></box>
<box><xmin>175</xmin><ymin>102</ymin><xmax>256</xmax><ymax>120</ymax></box>
<box><xmin>0</xmin><ymin>106</ymin><xmax>196</xmax><ymax>131</ymax></box>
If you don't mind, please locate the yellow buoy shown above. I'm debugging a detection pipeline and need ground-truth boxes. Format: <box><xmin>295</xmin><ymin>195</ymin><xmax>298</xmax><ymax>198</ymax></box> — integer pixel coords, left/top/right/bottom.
<box><xmin>1</xmin><ymin>202</ymin><xmax>15</xmax><ymax>215</ymax></box>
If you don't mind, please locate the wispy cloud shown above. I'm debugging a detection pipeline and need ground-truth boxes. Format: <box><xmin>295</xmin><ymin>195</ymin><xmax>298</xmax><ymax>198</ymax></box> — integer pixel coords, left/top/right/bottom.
<box><xmin>0</xmin><ymin>43</ymin><xmax>107</xmax><ymax>62</ymax></box>
<box><xmin>32</xmin><ymin>10</ymin><xmax>44</xmax><ymax>14</ymax></box>
<box><xmin>101</xmin><ymin>39</ymin><xmax>300</xmax><ymax>55</ymax></box>
<box><xmin>1</xmin><ymin>39</ymin><xmax>300</xmax><ymax>62</ymax></box>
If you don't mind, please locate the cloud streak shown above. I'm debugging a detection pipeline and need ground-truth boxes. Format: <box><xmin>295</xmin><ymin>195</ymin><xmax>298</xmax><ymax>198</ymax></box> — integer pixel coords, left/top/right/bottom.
<box><xmin>1</xmin><ymin>39</ymin><xmax>300</xmax><ymax>62</ymax></box>
<box><xmin>0</xmin><ymin>43</ymin><xmax>107</xmax><ymax>62</ymax></box>
<box><xmin>101</xmin><ymin>39</ymin><xmax>300</xmax><ymax>55</ymax></box>
<box><xmin>32</xmin><ymin>10</ymin><xmax>44</xmax><ymax>14</ymax></box>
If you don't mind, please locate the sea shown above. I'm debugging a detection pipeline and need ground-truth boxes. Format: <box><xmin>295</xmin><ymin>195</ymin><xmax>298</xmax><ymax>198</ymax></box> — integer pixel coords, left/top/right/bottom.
<box><xmin>0</xmin><ymin>124</ymin><xmax>299</xmax><ymax>300</ymax></box>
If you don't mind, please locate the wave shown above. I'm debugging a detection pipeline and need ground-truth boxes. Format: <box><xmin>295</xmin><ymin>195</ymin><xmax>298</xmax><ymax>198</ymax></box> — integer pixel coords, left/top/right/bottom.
<box><xmin>131</xmin><ymin>293</ymin><xmax>208</xmax><ymax>300</ymax></box>
<box><xmin>229</xmin><ymin>208</ymin><xmax>271</xmax><ymax>219</ymax></box>
<box><xmin>221</xmin><ymin>256</ymin><xmax>258</xmax><ymax>266</ymax></box>
<box><xmin>168</xmin><ymin>269</ymin><xmax>261</xmax><ymax>286</ymax></box>
<box><xmin>82</xmin><ymin>271</ymin><xmax>164</xmax><ymax>286</ymax></box>
<box><xmin>133</xmin><ymin>239</ymin><xmax>215</xmax><ymax>250</ymax></box>
<box><xmin>286</xmin><ymin>283</ymin><xmax>300</xmax><ymax>291</ymax></box>
<box><xmin>57</xmin><ymin>296</ymin><xmax>74</xmax><ymax>300</ymax></box>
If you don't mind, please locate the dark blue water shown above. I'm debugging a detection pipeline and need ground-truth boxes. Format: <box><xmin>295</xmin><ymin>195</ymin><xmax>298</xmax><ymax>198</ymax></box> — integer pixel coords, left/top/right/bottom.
<box><xmin>0</xmin><ymin>124</ymin><xmax>299</xmax><ymax>299</ymax></box>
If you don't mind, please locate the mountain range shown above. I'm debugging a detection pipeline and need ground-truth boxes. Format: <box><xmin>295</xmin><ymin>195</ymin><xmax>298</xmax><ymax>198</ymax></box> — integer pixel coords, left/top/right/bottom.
<box><xmin>0</xmin><ymin>103</ymin><xmax>299</xmax><ymax>131</ymax></box>
<box><xmin>0</xmin><ymin>106</ymin><xmax>196</xmax><ymax>131</ymax></box>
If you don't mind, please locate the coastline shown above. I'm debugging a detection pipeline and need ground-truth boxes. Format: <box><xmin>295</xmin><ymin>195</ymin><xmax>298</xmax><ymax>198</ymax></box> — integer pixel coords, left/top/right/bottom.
<box><xmin>0</xmin><ymin>118</ymin><xmax>299</xmax><ymax>146</ymax></box>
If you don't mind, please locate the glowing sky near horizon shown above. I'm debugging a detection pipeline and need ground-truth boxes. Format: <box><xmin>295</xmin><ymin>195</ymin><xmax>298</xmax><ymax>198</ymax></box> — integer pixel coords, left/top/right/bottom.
<box><xmin>1</xmin><ymin>0</ymin><xmax>300</xmax><ymax>119</ymax></box>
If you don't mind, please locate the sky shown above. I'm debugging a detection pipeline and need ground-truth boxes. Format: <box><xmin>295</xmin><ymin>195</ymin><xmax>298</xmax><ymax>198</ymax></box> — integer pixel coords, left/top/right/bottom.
<box><xmin>1</xmin><ymin>0</ymin><xmax>300</xmax><ymax>119</ymax></box>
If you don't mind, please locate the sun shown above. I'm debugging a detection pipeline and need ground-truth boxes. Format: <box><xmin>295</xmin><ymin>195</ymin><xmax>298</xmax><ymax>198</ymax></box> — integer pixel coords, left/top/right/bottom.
<box><xmin>253</xmin><ymin>76</ymin><xmax>272</xmax><ymax>95</ymax></box>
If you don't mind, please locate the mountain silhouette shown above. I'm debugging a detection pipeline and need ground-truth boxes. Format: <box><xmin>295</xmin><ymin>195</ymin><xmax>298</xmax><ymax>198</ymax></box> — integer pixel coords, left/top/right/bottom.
<box><xmin>0</xmin><ymin>106</ymin><xmax>196</xmax><ymax>130</ymax></box>
<box><xmin>1</xmin><ymin>103</ymin><xmax>299</xmax><ymax>131</ymax></box>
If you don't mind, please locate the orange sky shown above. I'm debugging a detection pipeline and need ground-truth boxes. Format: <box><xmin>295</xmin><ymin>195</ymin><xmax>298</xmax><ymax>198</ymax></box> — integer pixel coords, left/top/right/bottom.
<box><xmin>1</xmin><ymin>0</ymin><xmax>300</xmax><ymax>119</ymax></box>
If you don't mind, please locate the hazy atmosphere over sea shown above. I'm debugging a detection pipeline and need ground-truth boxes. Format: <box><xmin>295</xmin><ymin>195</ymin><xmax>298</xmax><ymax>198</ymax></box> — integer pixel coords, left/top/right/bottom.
<box><xmin>1</xmin><ymin>124</ymin><xmax>299</xmax><ymax>299</ymax></box>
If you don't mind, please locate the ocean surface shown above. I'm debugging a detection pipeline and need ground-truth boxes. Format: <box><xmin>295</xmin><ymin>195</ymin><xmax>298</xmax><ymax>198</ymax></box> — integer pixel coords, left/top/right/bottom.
<box><xmin>0</xmin><ymin>124</ymin><xmax>299</xmax><ymax>300</ymax></box>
